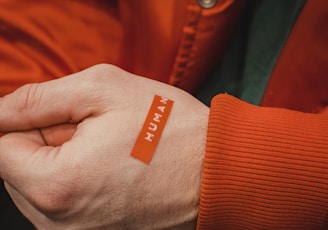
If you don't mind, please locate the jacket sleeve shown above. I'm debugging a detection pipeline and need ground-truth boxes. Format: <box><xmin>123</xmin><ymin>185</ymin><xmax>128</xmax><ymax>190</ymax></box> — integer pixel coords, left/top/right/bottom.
<box><xmin>197</xmin><ymin>94</ymin><xmax>328</xmax><ymax>229</ymax></box>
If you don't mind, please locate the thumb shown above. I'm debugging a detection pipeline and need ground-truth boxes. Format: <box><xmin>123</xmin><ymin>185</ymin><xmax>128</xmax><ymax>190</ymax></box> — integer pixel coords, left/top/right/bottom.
<box><xmin>0</xmin><ymin>65</ymin><xmax>111</xmax><ymax>132</ymax></box>
<box><xmin>0</xmin><ymin>130</ymin><xmax>73</xmax><ymax>216</ymax></box>
<box><xmin>0</xmin><ymin>130</ymin><xmax>56</xmax><ymax>197</ymax></box>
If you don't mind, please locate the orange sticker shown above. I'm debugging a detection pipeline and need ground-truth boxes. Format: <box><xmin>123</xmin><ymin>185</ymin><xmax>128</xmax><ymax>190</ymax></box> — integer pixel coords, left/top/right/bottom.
<box><xmin>131</xmin><ymin>95</ymin><xmax>174</xmax><ymax>164</ymax></box>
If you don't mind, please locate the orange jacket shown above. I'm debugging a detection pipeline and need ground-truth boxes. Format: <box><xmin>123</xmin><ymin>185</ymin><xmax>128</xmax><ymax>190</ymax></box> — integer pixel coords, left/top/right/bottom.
<box><xmin>0</xmin><ymin>0</ymin><xmax>327</xmax><ymax>229</ymax></box>
<box><xmin>198</xmin><ymin>0</ymin><xmax>328</xmax><ymax>228</ymax></box>
<box><xmin>0</xmin><ymin>0</ymin><xmax>244</xmax><ymax>95</ymax></box>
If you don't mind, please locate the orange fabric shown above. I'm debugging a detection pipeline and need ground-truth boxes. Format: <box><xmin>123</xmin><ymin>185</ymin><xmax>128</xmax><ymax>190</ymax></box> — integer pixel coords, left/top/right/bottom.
<box><xmin>0</xmin><ymin>0</ymin><xmax>244</xmax><ymax>96</ymax></box>
<box><xmin>1</xmin><ymin>0</ymin><xmax>328</xmax><ymax>228</ymax></box>
<box><xmin>118</xmin><ymin>0</ymin><xmax>189</xmax><ymax>84</ymax></box>
<box><xmin>197</xmin><ymin>94</ymin><xmax>328</xmax><ymax>229</ymax></box>
<box><xmin>169</xmin><ymin>0</ymin><xmax>245</xmax><ymax>92</ymax></box>
<box><xmin>119</xmin><ymin>0</ymin><xmax>245</xmax><ymax>92</ymax></box>
<box><xmin>261</xmin><ymin>0</ymin><xmax>328</xmax><ymax>113</ymax></box>
<box><xmin>0</xmin><ymin>0</ymin><xmax>122</xmax><ymax>96</ymax></box>
<box><xmin>198</xmin><ymin>2</ymin><xmax>328</xmax><ymax>227</ymax></box>
<box><xmin>5</xmin><ymin>1</ymin><xmax>327</xmax><ymax>229</ymax></box>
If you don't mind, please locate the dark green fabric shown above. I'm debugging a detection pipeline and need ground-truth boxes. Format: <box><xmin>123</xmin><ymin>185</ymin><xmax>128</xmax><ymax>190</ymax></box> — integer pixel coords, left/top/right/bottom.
<box><xmin>196</xmin><ymin>0</ymin><xmax>306</xmax><ymax>106</ymax></box>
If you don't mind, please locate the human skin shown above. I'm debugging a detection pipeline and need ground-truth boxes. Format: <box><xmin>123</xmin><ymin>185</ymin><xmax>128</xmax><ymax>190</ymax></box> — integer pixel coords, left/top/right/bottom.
<box><xmin>0</xmin><ymin>64</ymin><xmax>209</xmax><ymax>229</ymax></box>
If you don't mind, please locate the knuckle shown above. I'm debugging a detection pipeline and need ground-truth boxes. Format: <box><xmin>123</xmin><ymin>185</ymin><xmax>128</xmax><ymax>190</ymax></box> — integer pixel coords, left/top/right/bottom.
<box><xmin>32</xmin><ymin>188</ymin><xmax>72</xmax><ymax>218</ymax></box>
<box><xmin>14</xmin><ymin>83</ymin><xmax>42</xmax><ymax>113</ymax></box>
<box><xmin>29</xmin><ymin>174</ymin><xmax>79</xmax><ymax>218</ymax></box>
<box><xmin>93</xmin><ymin>63</ymin><xmax>119</xmax><ymax>73</ymax></box>
<box><xmin>78</xmin><ymin>63</ymin><xmax>124</xmax><ymax>101</ymax></box>
<box><xmin>88</xmin><ymin>63</ymin><xmax>121</xmax><ymax>82</ymax></box>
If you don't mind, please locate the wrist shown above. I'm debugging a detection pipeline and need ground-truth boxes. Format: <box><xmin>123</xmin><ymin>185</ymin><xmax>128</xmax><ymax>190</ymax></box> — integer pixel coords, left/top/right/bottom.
<box><xmin>129</xmin><ymin>100</ymin><xmax>209</xmax><ymax>229</ymax></box>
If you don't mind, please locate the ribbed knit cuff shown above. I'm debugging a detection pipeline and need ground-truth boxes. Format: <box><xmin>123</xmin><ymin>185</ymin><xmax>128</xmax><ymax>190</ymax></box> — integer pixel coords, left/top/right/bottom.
<box><xmin>197</xmin><ymin>94</ymin><xmax>328</xmax><ymax>229</ymax></box>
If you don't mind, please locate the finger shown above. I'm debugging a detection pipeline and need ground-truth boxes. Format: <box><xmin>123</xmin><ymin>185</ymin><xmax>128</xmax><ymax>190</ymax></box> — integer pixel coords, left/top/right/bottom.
<box><xmin>0</xmin><ymin>65</ymin><xmax>111</xmax><ymax>132</ymax></box>
<box><xmin>0</xmin><ymin>130</ymin><xmax>58</xmax><ymax>198</ymax></box>
<box><xmin>40</xmin><ymin>123</ymin><xmax>77</xmax><ymax>146</ymax></box>
<box><xmin>0</xmin><ymin>128</ymin><xmax>84</xmax><ymax>225</ymax></box>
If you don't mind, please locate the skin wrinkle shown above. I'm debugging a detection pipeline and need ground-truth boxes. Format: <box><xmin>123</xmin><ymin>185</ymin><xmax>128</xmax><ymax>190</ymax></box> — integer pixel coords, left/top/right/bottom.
<box><xmin>0</xmin><ymin>64</ymin><xmax>208</xmax><ymax>228</ymax></box>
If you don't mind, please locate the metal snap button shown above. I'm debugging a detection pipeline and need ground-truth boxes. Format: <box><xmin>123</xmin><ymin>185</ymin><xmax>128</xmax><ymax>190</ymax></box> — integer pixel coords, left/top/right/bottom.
<box><xmin>197</xmin><ymin>0</ymin><xmax>217</xmax><ymax>8</ymax></box>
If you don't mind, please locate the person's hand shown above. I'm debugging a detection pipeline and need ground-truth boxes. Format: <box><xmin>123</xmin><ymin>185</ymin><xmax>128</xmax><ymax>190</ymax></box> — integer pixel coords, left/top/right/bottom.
<box><xmin>0</xmin><ymin>64</ymin><xmax>209</xmax><ymax>229</ymax></box>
